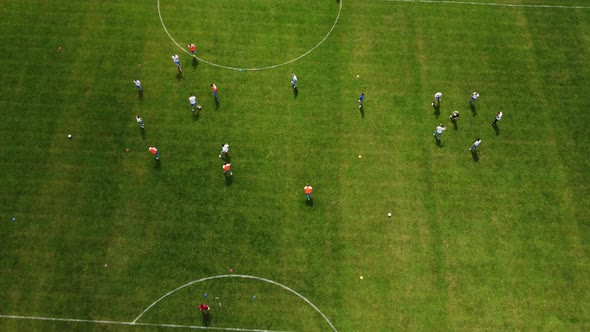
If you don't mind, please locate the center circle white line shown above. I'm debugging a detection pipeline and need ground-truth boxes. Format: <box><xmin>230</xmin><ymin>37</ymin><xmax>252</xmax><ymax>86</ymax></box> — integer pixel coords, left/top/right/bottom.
<box><xmin>157</xmin><ymin>0</ymin><xmax>343</xmax><ymax>71</ymax></box>
<box><xmin>132</xmin><ymin>274</ymin><xmax>338</xmax><ymax>331</ymax></box>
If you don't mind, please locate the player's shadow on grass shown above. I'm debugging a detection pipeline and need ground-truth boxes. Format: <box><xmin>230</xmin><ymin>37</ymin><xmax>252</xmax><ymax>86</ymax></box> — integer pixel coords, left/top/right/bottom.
<box><xmin>305</xmin><ymin>198</ymin><xmax>314</xmax><ymax>207</ymax></box>
<box><xmin>452</xmin><ymin>120</ymin><xmax>458</xmax><ymax>130</ymax></box>
<box><xmin>215</xmin><ymin>99</ymin><xmax>220</xmax><ymax>110</ymax></box>
<box><xmin>141</xmin><ymin>128</ymin><xmax>146</xmax><ymax>140</ymax></box>
<box><xmin>138</xmin><ymin>90</ymin><xmax>144</xmax><ymax>101</ymax></box>
<box><xmin>176</xmin><ymin>71</ymin><xmax>183</xmax><ymax>80</ymax></box>
<box><xmin>493</xmin><ymin>125</ymin><xmax>500</xmax><ymax>136</ymax></box>
<box><xmin>433</xmin><ymin>105</ymin><xmax>440</xmax><ymax>118</ymax></box>
<box><xmin>202</xmin><ymin>313</ymin><xmax>211</xmax><ymax>326</ymax></box>
<box><xmin>193</xmin><ymin>111</ymin><xmax>200</xmax><ymax>121</ymax></box>
<box><xmin>471</xmin><ymin>151</ymin><xmax>479</xmax><ymax>162</ymax></box>
<box><xmin>293</xmin><ymin>87</ymin><xmax>298</xmax><ymax>98</ymax></box>
<box><xmin>435</xmin><ymin>139</ymin><xmax>444</xmax><ymax>148</ymax></box>
<box><xmin>359</xmin><ymin>106</ymin><xmax>365</xmax><ymax>118</ymax></box>
<box><xmin>225</xmin><ymin>175</ymin><xmax>233</xmax><ymax>186</ymax></box>
<box><xmin>155</xmin><ymin>159</ymin><xmax>161</xmax><ymax>169</ymax></box>
<box><xmin>470</xmin><ymin>104</ymin><xmax>477</xmax><ymax>116</ymax></box>
<box><xmin>192</xmin><ymin>57</ymin><xmax>198</xmax><ymax>69</ymax></box>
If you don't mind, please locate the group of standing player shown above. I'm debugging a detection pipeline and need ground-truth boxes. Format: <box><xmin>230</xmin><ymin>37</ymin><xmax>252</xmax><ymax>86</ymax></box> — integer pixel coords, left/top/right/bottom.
<box><xmin>134</xmin><ymin>63</ymin><xmax>503</xmax><ymax>201</ymax></box>
<box><xmin>132</xmin><ymin>44</ymin><xmax>230</xmax><ymax>177</ymax></box>
<box><xmin>430</xmin><ymin>91</ymin><xmax>503</xmax><ymax>153</ymax></box>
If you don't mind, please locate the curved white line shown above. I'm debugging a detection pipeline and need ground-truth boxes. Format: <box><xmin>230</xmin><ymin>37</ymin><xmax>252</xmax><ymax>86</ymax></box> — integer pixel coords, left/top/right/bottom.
<box><xmin>158</xmin><ymin>0</ymin><xmax>343</xmax><ymax>71</ymax></box>
<box><xmin>132</xmin><ymin>274</ymin><xmax>338</xmax><ymax>331</ymax></box>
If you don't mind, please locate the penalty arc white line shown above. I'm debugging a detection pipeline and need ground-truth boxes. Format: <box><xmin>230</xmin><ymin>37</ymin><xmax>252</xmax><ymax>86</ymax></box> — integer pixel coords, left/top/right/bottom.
<box><xmin>157</xmin><ymin>0</ymin><xmax>343</xmax><ymax>71</ymax></box>
<box><xmin>0</xmin><ymin>275</ymin><xmax>338</xmax><ymax>331</ymax></box>
<box><xmin>132</xmin><ymin>274</ymin><xmax>338</xmax><ymax>332</ymax></box>
<box><xmin>381</xmin><ymin>0</ymin><xmax>590</xmax><ymax>9</ymax></box>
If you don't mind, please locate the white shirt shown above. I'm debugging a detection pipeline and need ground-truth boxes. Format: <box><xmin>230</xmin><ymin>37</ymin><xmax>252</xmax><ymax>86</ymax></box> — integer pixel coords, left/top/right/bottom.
<box><xmin>134</xmin><ymin>80</ymin><xmax>141</xmax><ymax>87</ymax></box>
<box><xmin>222</xmin><ymin>144</ymin><xmax>229</xmax><ymax>153</ymax></box>
<box><xmin>189</xmin><ymin>96</ymin><xmax>196</xmax><ymax>105</ymax></box>
<box><xmin>172</xmin><ymin>55</ymin><xmax>179</xmax><ymax>63</ymax></box>
<box><xmin>292</xmin><ymin>75</ymin><xmax>297</xmax><ymax>83</ymax></box>
<box><xmin>496</xmin><ymin>112</ymin><xmax>503</xmax><ymax>120</ymax></box>
<box><xmin>136</xmin><ymin>116</ymin><xmax>142</xmax><ymax>123</ymax></box>
<box><xmin>436</xmin><ymin>126</ymin><xmax>446</xmax><ymax>134</ymax></box>
<box><xmin>434</xmin><ymin>92</ymin><xmax>442</xmax><ymax>99</ymax></box>
<box><xmin>472</xmin><ymin>92</ymin><xmax>479</xmax><ymax>100</ymax></box>
<box><xmin>473</xmin><ymin>139</ymin><xmax>481</xmax><ymax>147</ymax></box>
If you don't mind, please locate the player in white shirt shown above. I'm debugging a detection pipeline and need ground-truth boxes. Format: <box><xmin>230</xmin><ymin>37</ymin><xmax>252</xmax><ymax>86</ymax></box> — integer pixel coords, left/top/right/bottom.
<box><xmin>291</xmin><ymin>74</ymin><xmax>297</xmax><ymax>89</ymax></box>
<box><xmin>469</xmin><ymin>92</ymin><xmax>479</xmax><ymax>105</ymax></box>
<box><xmin>219</xmin><ymin>143</ymin><xmax>229</xmax><ymax>159</ymax></box>
<box><xmin>189</xmin><ymin>94</ymin><xmax>201</xmax><ymax>113</ymax></box>
<box><xmin>171</xmin><ymin>54</ymin><xmax>181</xmax><ymax>72</ymax></box>
<box><xmin>133</xmin><ymin>79</ymin><xmax>142</xmax><ymax>91</ymax></box>
<box><xmin>433</xmin><ymin>123</ymin><xmax>446</xmax><ymax>140</ymax></box>
<box><xmin>136</xmin><ymin>115</ymin><xmax>144</xmax><ymax>129</ymax></box>
<box><xmin>470</xmin><ymin>138</ymin><xmax>481</xmax><ymax>152</ymax></box>
<box><xmin>432</xmin><ymin>92</ymin><xmax>442</xmax><ymax>106</ymax></box>
<box><xmin>491</xmin><ymin>111</ymin><xmax>503</xmax><ymax>126</ymax></box>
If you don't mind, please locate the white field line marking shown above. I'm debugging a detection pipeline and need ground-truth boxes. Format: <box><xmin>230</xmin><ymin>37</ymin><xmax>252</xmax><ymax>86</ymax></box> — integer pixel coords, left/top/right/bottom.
<box><xmin>382</xmin><ymin>0</ymin><xmax>590</xmax><ymax>9</ymax></box>
<box><xmin>133</xmin><ymin>274</ymin><xmax>338</xmax><ymax>332</ymax></box>
<box><xmin>157</xmin><ymin>0</ymin><xmax>343</xmax><ymax>71</ymax></box>
<box><xmin>0</xmin><ymin>314</ymin><xmax>291</xmax><ymax>332</ymax></box>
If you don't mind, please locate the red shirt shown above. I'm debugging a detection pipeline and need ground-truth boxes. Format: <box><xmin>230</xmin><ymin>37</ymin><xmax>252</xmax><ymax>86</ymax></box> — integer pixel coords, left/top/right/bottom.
<box><xmin>223</xmin><ymin>164</ymin><xmax>231</xmax><ymax>172</ymax></box>
<box><xmin>199</xmin><ymin>304</ymin><xmax>209</xmax><ymax>311</ymax></box>
<box><xmin>189</xmin><ymin>44</ymin><xmax>196</xmax><ymax>52</ymax></box>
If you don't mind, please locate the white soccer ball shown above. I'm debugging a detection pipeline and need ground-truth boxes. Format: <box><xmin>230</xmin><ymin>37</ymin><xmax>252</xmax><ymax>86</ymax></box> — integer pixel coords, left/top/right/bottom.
<box><xmin>67</xmin><ymin>134</ymin><xmax>72</xmax><ymax>139</ymax></box>
<box><xmin>387</xmin><ymin>213</ymin><xmax>392</xmax><ymax>218</ymax></box>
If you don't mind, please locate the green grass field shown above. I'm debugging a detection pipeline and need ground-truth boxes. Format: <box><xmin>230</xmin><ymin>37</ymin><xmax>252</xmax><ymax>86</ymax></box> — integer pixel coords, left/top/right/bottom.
<box><xmin>1</xmin><ymin>0</ymin><xmax>590</xmax><ymax>331</ymax></box>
